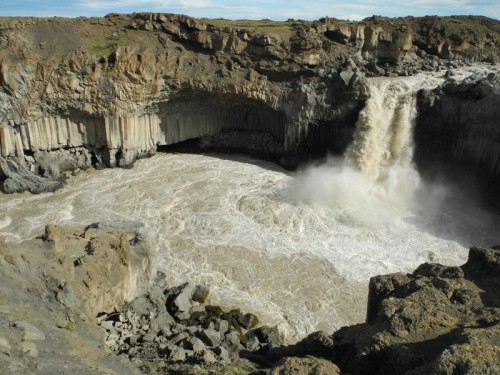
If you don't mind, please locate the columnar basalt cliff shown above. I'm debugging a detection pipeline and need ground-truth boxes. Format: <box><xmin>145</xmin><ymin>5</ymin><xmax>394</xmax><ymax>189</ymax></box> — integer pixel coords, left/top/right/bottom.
<box><xmin>0</xmin><ymin>13</ymin><xmax>499</xmax><ymax>192</ymax></box>
<box><xmin>415</xmin><ymin>71</ymin><xmax>500</xmax><ymax>207</ymax></box>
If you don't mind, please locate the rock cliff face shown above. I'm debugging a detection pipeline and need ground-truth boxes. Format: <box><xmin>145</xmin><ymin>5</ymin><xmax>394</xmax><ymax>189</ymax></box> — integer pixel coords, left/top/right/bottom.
<box><xmin>0</xmin><ymin>222</ymin><xmax>156</xmax><ymax>374</ymax></box>
<box><xmin>415</xmin><ymin>71</ymin><xmax>500</xmax><ymax>207</ymax></box>
<box><xmin>0</xmin><ymin>13</ymin><xmax>499</xmax><ymax>192</ymax></box>
<box><xmin>323</xmin><ymin>16</ymin><xmax>499</xmax><ymax>63</ymax></box>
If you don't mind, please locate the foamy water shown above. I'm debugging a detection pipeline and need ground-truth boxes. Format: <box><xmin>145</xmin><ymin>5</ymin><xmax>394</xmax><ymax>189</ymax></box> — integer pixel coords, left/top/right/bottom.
<box><xmin>0</xmin><ymin>71</ymin><xmax>499</xmax><ymax>341</ymax></box>
<box><xmin>1</xmin><ymin>152</ymin><xmax>498</xmax><ymax>341</ymax></box>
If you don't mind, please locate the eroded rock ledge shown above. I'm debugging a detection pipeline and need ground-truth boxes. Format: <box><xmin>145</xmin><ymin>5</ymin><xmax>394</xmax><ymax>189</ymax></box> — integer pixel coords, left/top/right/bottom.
<box><xmin>0</xmin><ymin>222</ymin><xmax>498</xmax><ymax>374</ymax></box>
<box><xmin>0</xmin><ymin>13</ymin><xmax>499</xmax><ymax>193</ymax></box>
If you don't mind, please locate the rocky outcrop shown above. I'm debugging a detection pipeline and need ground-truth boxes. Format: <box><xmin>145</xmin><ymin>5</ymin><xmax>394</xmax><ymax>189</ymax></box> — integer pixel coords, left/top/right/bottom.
<box><xmin>41</xmin><ymin>222</ymin><xmax>156</xmax><ymax>316</ymax></box>
<box><xmin>270</xmin><ymin>356</ymin><xmax>341</xmax><ymax>375</ymax></box>
<box><xmin>0</xmin><ymin>222</ymin><xmax>156</xmax><ymax>374</ymax></box>
<box><xmin>99</xmin><ymin>275</ymin><xmax>283</xmax><ymax>373</ymax></box>
<box><xmin>415</xmin><ymin>70</ymin><xmax>500</xmax><ymax>208</ymax></box>
<box><xmin>277</xmin><ymin>246</ymin><xmax>500</xmax><ymax>375</ymax></box>
<box><xmin>1</xmin><ymin>13</ymin><xmax>498</xmax><ymax>193</ymax></box>
<box><xmin>321</xmin><ymin>15</ymin><xmax>499</xmax><ymax>64</ymax></box>
<box><xmin>128</xmin><ymin>245</ymin><xmax>498</xmax><ymax>375</ymax></box>
<box><xmin>0</xmin><ymin>13</ymin><xmax>368</xmax><ymax>193</ymax></box>
<box><xmin>96</xmin><ymin>247</ymin><xmax>497</xmax><ymax>374</ymax></box>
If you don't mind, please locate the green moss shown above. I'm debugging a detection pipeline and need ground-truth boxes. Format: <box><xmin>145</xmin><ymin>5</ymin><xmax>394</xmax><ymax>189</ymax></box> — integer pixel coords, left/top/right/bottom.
<box><xmin>65</xmin><ymin>322</ymin><xmax>76</xmax><ymax>331</ymax></box>
<box><xmin>139</xmin><ymin>363</ymin><xmax>269</xmax><ymax>375</ymax></box>
<box><xmin>139</xmin><ymin>361</ymin><xmax>168</xmax><ymax>374</ymax></box>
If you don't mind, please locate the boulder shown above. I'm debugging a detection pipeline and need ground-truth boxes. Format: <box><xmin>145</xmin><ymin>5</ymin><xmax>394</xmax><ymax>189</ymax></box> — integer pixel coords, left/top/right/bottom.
<box><xmin>0</xmin><ymin>157</ymin><xmax>65</xmax><ymax>194</ymax></box>
<box><xmin>197</xmin><ymin>328</ymin><xmax>222</xmax><ymax>347</ymax></box>
<box><xmin>238</xmin><ymin>313</ymin><xmax>259</xmax><ymax>329</ymax></box>
<box><xmin>186</xmin><ymin>337</ymin><xmax>206</xmax><ymax>353</ymax></box>
<box><xmin>192</xmin><ymin>285</ymin><xmax>210</xmax><ymax>303</ymax></box>
<box><xmin>196</xmin><ymin>349</ymin><xmax>218</xmax><ymax>364</ymax></box>
<box><xmin>213</xmin><ymin>346</ymin><xmax>231</xmax><ymax>365</ymax></box>
<box><xmin>15</xmin><ymin>321</ymin><xmax>46</xmax><ymax>341</ymax></box>
<box><xmin>168</xmin><ymin>282</ymin><xmax>196</xmax><ymax>320</ymax></box>
<box><xmin>214</xmin><ymin>319</ymin><xmax>229</xmax><ymax>334</ymax></box>
<box><xmin>244</xmin><ymin>334</ymin><xmax>260</xmax><ymax>351</ymax></box>
<box><xmin>126</xmin><ymin>296</ymin><xmax>154</xmax><ymax>317</ymax></box>
<box><xmin>253</xmin><ymin>326</ymin><xmax>282</xmax><ymax>348</ymax></box>
<box><xmin>168</xmin><ymin>346</ymin><xmax>187</xmax><ymax>362</ymax></box>
<box><xmin>149</xmin><ymin>311</ymin><xmax>175</xmax><ymax>334</ymax></box>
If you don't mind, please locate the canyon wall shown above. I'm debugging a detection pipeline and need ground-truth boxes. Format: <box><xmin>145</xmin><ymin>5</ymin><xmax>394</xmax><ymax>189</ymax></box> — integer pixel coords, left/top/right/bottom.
<box><xmin>415</xmin><ymin>71</ymin><xmax>500</xmax><ymax>207</ymax></box>
<box><xmin>0</xmin><ymin>13</ymin><xmax>499</xmax><ymax>192</ymax></box>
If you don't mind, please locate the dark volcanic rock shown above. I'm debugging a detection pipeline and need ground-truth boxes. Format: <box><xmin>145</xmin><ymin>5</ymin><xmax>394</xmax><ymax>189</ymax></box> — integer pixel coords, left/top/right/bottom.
<box><xmin>415</xmin><ymin>71</ymin><xmax>500</xmax><ymax>208</ymax></box>
<box><xmin>328</xmin><ymin>246</ymin><xmax>500</xmax><ymax>375</ymax></box>
<box><xmin>0</xmin><ymin>157</ymin><xmax>65</xmax><ymax>194</ymax></box>
<box><xmin>99</xmin><ymin>274</ymin><xmax>282</xmax><ymax>373</ymax></box>
<box><xmin>238</xmin><ymin>313</ymin><xmax>259</xmax><ymax>329</ymax></box>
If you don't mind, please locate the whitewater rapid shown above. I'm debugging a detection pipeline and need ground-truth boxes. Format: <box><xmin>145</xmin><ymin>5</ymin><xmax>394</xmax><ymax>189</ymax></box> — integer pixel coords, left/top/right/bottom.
<box><xmin>1</xmin><ymin>73</ymin><xmax>498</xmax><ymax>341</ymax></box>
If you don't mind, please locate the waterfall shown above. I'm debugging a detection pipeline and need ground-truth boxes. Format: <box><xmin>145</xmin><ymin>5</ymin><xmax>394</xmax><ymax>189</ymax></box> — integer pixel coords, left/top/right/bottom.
<box><xmin>346</xmin><ymin>78</ymin><xmax>418</xmax><ymax>180</ymax></box>
<box><xmin>292</xmin><ymin>75</ymin><xmax>446</xmax><ymax>225</ymax></box>
<box><xmin>1</xmin><ymin>72</ymin><xmax>497</xmax><ymax>341</ymax></box>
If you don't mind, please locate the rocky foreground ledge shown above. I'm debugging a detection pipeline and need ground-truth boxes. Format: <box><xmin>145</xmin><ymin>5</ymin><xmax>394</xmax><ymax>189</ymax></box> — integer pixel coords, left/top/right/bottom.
<box><xmin>0</xmin><ymin>222</ymin><xmax>498</xmax><ymax>374</ymax></box>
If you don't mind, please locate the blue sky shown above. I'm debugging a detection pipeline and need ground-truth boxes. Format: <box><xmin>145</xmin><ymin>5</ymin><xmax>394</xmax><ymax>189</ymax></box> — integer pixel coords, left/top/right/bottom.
<box><xmin>1</xmin><ymin>0</ymin><xmax>499</xmax><ymax>21</ymax></box>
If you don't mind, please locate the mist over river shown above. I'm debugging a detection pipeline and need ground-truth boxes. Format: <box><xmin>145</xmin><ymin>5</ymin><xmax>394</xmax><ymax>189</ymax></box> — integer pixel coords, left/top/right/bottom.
<box><xmin>1</xmin><ymin>73</ymin><xmax>499</xmax><ymax>341</ymax></box>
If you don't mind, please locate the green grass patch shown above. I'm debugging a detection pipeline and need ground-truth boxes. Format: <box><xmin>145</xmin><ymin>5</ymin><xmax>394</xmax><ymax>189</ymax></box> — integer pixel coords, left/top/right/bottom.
<box><xmin>90</xmin><ymin>31</ymin><xmax>132</xmax><ymax>57</ymax></box>
<box><xmin>90</xmin><ymin>44</ymin><xmax>115</xmax><ymax>57</ymax></box>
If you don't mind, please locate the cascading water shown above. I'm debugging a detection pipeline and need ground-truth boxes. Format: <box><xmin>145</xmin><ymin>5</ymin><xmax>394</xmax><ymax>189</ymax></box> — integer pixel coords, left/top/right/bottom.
<box><xmin>347</xmin><ymin>79</ymin><xmax>417</xmax><ymax>178</ymax></box>
<box><xmin>292</xmin><ymin>75</ymin><xmax>442</xmax><ymax>226</ymax></box>
<box><xmin>0</xmin><ymin>73</ymin><xmax>498</xmax><ymax>342</ymax></box>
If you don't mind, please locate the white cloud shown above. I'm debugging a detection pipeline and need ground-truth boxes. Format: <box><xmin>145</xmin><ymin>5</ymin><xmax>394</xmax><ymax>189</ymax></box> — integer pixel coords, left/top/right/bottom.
<box><xmin>79</xmin><ymin>0</ymin><xmax>211</xmax><ymax>10</ymax></box>
<box><xmin>409</xmin><ymin>0</ymin><xmax>477</xmax><ymax>9</ymax></box>
<box><xmin>4</xmin><ymin>0</ymin><xmax>496</xmax><ymax>20</ymax></box>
